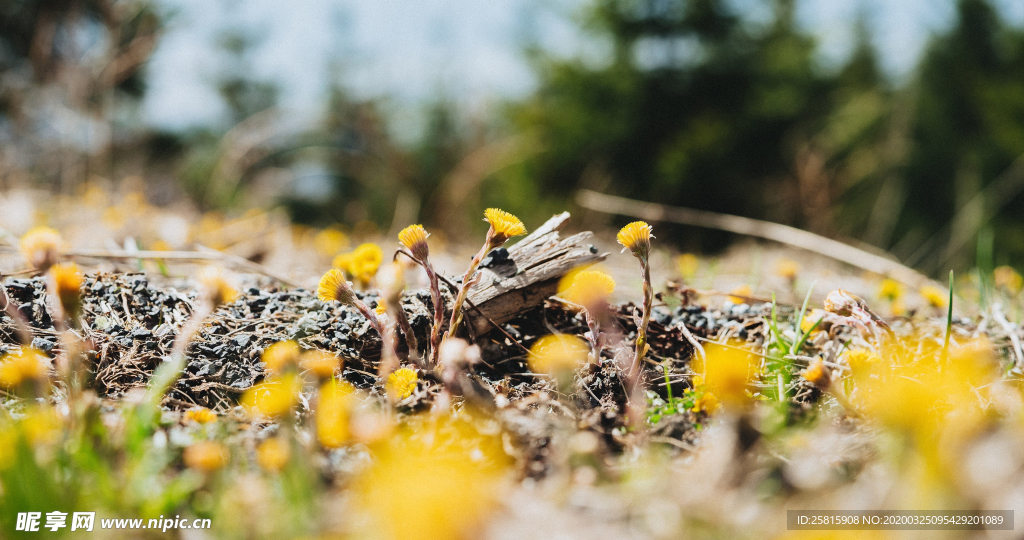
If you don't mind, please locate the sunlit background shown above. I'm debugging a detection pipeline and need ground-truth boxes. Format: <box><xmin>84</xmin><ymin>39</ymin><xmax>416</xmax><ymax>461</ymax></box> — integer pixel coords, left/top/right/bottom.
<box><xmin>4</xmin><ymin>0</ymin><xmax>1024</xmax><ymax>273</ymax></box>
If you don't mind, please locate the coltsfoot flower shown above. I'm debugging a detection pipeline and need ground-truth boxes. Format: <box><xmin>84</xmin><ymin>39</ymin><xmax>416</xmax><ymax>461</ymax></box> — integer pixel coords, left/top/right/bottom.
<box><xmin>484</xmin><ymin>208</ymin><xmax>527</xmax><ymax>245</ymax></box>
<box><xmin>262</xmin><ymin>341</ymin><xmax>301</xmax><ymax>375</ymax></box>
<box><xmin>691</xmin><ymin>392</ymin><xmax>720</xmax><ymax>414</ymax></box>
<box><xmin>919</xmin><ymin>285</ymin><xmax>947</xmax><ymax>308</ymax></box>
<box><xmin>197</xmin><ymin>266</ymin><xmax>238</xmax><ymax>308</ymax></box>
<box><xmin>616</xmin><ymin>221</ymin><xmax>653</xmax><ymax>261</ymax></box>
<box><xmin>51</xmin><ymin>262</ymin><xmax>83</xmax><ymax>319</ymax></box>
<box><xmin>398</xmin><ymin>224</ymin><xmax>431</xmax><ymax>261</ymax></box>
<box><xmin>20</xmin><ymin>226</ymin><xmax>63</xmax><ymax>270</ymax></box>
<box><xmin>877</xmin><ymin>278</ymin><xmax>903</xmax><ymax>302</ymax></box>
<box><xmin>184</xmin><ymin>407</ymin><xmax>217</xmax><ymax>424</ymax></box>
<box><xmin>800</xmin><ymin>358</ymin><xmax>832</xmax><ymax>391</ymax></box>
<box><xmin>386</xmin><ymin>367</ymin><xmax>418</xmax><ymax>400</ymax></box>
<box><xmin>528</xmin><ymin>334</ymin><xmax>589</xmax><ymax>375</ymax></box>
<box><xmin>0</xmin><ymin>347</ymin><xmax>49</xmax><ymax>388</ymax></box>
<box><xmin>776</xmin><ymin>259</ymin><xmax>800</xmax><ymax>280</ymax></box>
<box><xmin>184</xmin><ymin>441</ymin><xmax>228</xmax><ymax>472</ymax></box>
<box><xmin>350</xmin><ymin>243</ymin><xmax>383</xmax><ymax>286</ymax></box>
<box><xmin>256</xmin><ymin>437</ymin><xmax>290</xmax><ymax>472</ymax></box>
<box><xmin>318</xmin><ymin>269</ymin><xmax>357</xmax><ymax>305</ymax></box>
<box><xmin>241</xmin><ymin>375</ymin><xmax>301</xmax><ymax>418</ymax></box>
<box><xmin>994</xmin><ymin>265</ymin><xmax>1023</xmax><ymax>295</ymax></box>
<box><xmin>300</xmin><ymin>349</ymin><xmax>340</xmax><ymax>379</ymax></box>
<box><xmin>558</xmin><ymin>269</ymin><xmax>616</xmax><ymax>308</ymax></box>
<box><xmin>317</xmin><ymin>380</ymin><xmax>355</xmax><ymax>448</ymax></box>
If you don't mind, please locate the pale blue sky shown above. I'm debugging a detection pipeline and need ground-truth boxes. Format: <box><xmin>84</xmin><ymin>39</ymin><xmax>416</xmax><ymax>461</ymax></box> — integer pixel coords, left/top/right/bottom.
<box><xmin>141</xmin><ymin>0</ymin><xmax>1024</xmax><ymax>132</ymax></box>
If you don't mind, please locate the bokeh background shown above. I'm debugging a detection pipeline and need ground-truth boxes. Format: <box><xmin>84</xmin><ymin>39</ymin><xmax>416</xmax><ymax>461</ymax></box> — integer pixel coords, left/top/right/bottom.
<box><xmin>3</xmin><ymin>0</ymin><xmax>1024</xmax><ymax>275</ymax></box>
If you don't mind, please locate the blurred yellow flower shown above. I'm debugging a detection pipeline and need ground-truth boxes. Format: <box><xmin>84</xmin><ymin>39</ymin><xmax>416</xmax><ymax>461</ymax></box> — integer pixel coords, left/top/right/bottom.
<box><xmin>676</xmin><ymin>253</ymin><xmax>699</xmax><ymax>280</ymax></box>
<box><xmin>0</xmin><ymin>347</ymin><xmax>49</xmax><ymax>388</ymax></box>
<box><xmin>691</xmin><ymin>392</ymin><xmax>720</xmax><ymax>414</ymax></box>
<box><xmin>184</xmin><ymin>408</ymin><xmax>217</xmax><ymax>425</ymax></box>
<box><xmin>386</xmin><ymin>367</ymin><xmax>419</xmax><ymax>400</ymax></box>
<box><xmin>300</xmin><ymin>350</ymin><xmax>340</xmax><ymax>379</ymax></box>
<box><xmin>919</xmin><ymin>285</ymin><xmax>947</xmax><ymax>308</ymax></box>
<box><xmin>617</xmin><ymin>221</ymin><xmax>653</xmax><ymax>260</ymax></box>
<box><xmin>484</xmin><ymin>208</ymin><xmax>527</xmax><ymax>245</ymax></box>
<box><xmin>20</xmin><ymin>226</ymin><xmax>63</xmax><ymax>270</ymax></box>
<box><xmin>558</xmin><ymin>269</ymin><xmax>616</xmax><ymax>307</ymax></box>
<box><xmin>349</xmin><ymin>243</ymin><xmax>384</xmax><ymax>286</ymax></box>
<box><xmin>240</xmin><ymin>375</ymin><xmax>301</xmax><ymax>419</ymax></box>
<box><xmin>353</xmin><ymin>422</ymin><xmax>507</xmax><ymax>540</ymax></box>
<box><xmin>877</xmin><ymin>278</ymin><xmax>903</xmax><ymax>302</ymax></box>
<box><xmin>693</xmin><ymin>343</ymin><xmax>753</xmax><ymax>407</ymax></box>
<box><xmin>317</xmin><ymin>269</ymin><xmax>356</xmax><ymax>305</ymax></box>
<box><xmin>313</xmin><ymin>227</ymin><xmax>349</xmax><ymax>257</ymax></box>
<box><xmin>729</xmin><ymin>285</ymin><xmax>752</xmax><ymax>304</ymax></box>
<box><xmin>775</xmin><ymin>259</ymin><xmax>800</xmax><ymax>280</ymax></box>
<box><xmin>842</xmin><ymin>347</ymin><xmax>880</xmax><ymax>380</ymax></box>
<box><xmin>197</xmin><ymin>266</ymin><xmax>238</xmax><ymax>307</ymax></box>
<box><xmin>994</xmin><ymin>265</ymin><xmax>1023</xmax><ymax>295</ymax></box>
<box><xmin>262</xmin><ymin>341</ymin><xmax>301</xmax><ymax>375</ymax></box>
<box><xmin>256</xmin><ymin>437</ymin><xmax>290</xmax><ymax>472</ymax></box>
<box><xmin>528</xmin><ymin>334</ymin><xmax>589</xmax><ymax>375</ymax></box>
<box><xmin>51</xmin><ymin>262</ymin><xmax>83</xmax><ymax>318</ymax></box>
<box><xmin>800</xmin><ymin>358</ymin><xmax>831</xmax><ymax>391</ymax></box>
<box><xmin>317</xmin><ymin>381</ymin><xmax>355</xmax><ymax>448</ymax></box>
<box><xmin>184</xmin><ymin>441</ymin><xmax>228</xmax><ymax>472</ymax></box>
<box><xmin>21</xmin><ymin>406</ymin><xmax>61</xmax><ymax>447</ymax></box>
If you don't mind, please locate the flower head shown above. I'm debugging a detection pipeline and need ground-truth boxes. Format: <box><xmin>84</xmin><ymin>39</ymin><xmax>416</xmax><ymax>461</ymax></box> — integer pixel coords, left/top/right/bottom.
<box><xmin>842</xmin><ymin>347</ymin><xmax>880</xmax><ymax>380</ymax></box>
<box><xmin>676</xmin><ymin>253</ymin><xmax>699</xmax><ymax>280</ymax></box>
<box><xmin>919</xmin><ymin>285</ymin><xmax>948</xmax><ymax>308</ymax></box>
<box><xmin>257</xmin><ymin>437</ymin><xmax>291</xmax><ymax>472</ymax></box>
<box><xmin>184</xmin><ymin>441</ymin><xmax>228</xmax><ymax>472</ymax></box>
<box><xmin>318</xmin><ymin>269</ymin><xmax>357</xmax><ymax>305</ymax></box>
<box><xmin>184</xmin><ymin>407</ymin><xmax>217</xmax><ymax>424</ymax></box>
<box><xmin>691</xmin><ymin>392</ymin><xmax>720</xmax><ymax>414</ymax></box>
<box><xmin>0</xmin><ymin>347</ymin><xmax>49</xmax><ymax>388</ymax></box>
<box><xmin>528</xmin><ymin>334</ymin><xmax>589</xmax><ymax>375</ymax></box>
<box><xmin>877</xmin><ymin>278</ymin><xmax>903</xmax><ymax>302</ymax></box>
<box><xmin>20</xmin><ymin>226</ymin><xmax>63</xmax><ymax>270</ymax></box>
<box><xmin>240</xmin><ymin>375</ymin><xmax>301</xmax><ymax>419</ymax></box>
<box><xmin>616</xmin><ymin>221</ymin><xmax>653</xmax><ymax>260</ymax></box>
<box><xmin>300</xmin><ymin>349</ymin><xmax>340</xmax><ymax>379</ymax></box>
<box><xmin>776</xmin><ymin>259</ymin><xmax>800</xmax><ymax>280</ymax></box>
<box><xmin>197</xmin><ymin>266</ymin><xmax>238</xmax><ymax>308</ymax></box>
<box><xmin>386</xmin><ymin>367</ymin><xmax>419</xmax><ymax>400</ymax></box>
<box><xmin>262</xmin><ymin>341</ymin><xmax>301</xmax><ymax>375</ymax></box>
<box><xmin>800</xmin><ymin>358</ymin><xmax>832</xmax><ymax>391</ymax></box>
<box><xmin>317</xmin><ymin>380</ymin><xmax>355</xmax><ymax>448</ymax></box>
<box><xmin>693</xmin><ymin>343</ymin><xmax>753</xmax><ymax>407</ymax></box>
<box><xmin>994</xmin><ymin>266</ymin><xmax>1023</xmax><ymax>295</ymax></box>
<box><xmin>398</xmin><ymin>224</ymin><xmax>431</xmax><ymax>261</ymax></box>
<box><xmin>729</xmin><ymin>285</ymin><xmax>753</xmax><ymax>304</ymax></box>
<box><xmin>350</xmin><ymin>243</ymin><xmax>384</xmax><ymax>286</ymax></box>
<box><xmin>313</xmin><ymin>227</ymin><xmax>349</xmax><ymax>257</ymax></box>
<box><xmin>484</xmin><ymin>208</ymin><xmax>527</xmax><ymax>245</ymax></box>
<box><xmin>50</xmin><ymin>263</ymin><xmax>83</xmax><ymax>319</ymax></box>
<box><xmin>558</xmin><ymin>269</ymin><xmax>616</xmax><ymax>308</ymax></box>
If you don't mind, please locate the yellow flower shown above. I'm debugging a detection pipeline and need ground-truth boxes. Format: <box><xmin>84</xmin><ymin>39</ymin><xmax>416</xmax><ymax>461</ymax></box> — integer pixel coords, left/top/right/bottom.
<box><xmin>374</xmin><ymin>301</ymin><xmax>387</xmax><ymax>316</ymax></box>
<box><xmin>313</xmin><ymin>227</ymin><xmax>349</xmax><ymax>257</ymax></box>
<box><xmin>350</xmin><ymin>243</ymin><xmax>384</xmax><ymax>286</ymax></box>
<box><xmin>800</xmin><ymin>358</ymin><xmax>831</xmax><ymax>391</ymax></box>
<box><xmin>616</xmin><ymin>221</ymin><xmax>653</xmax><ymax>260</ymax></box>
<box><xmin>994</xmin><ymin>265</ymin><xmax>1023</xmax><ymax>295</ymax></box>
<box><xmin>691</xmin><ymin>392</ymin><xmax>720</xmax><ymax>414</ymax></box>
<box><xmin>20</xmin><ymin>226</ymin><xmax>63</xmax><ymax>270</ymax></box>
<box><xmin>317</xmin><ymin>269</ymin><xmax>357</xmax><ymax>305</ymax></box>
<box><xmin>317</xmin><ymin>381</ymin><xmax>355</xmax><ymax>448</ymax></box>
<box><xmin>877</xmin><ymin>278</ymin><xmax>903</xmax><ymax>302</ymax></box>
<box><xmin>842</xmin><ymin>348</ymin><xmax>880</xmax><ymax>380</ymax></box>
<box><xmin>558</xmin><ymin>269</ymin><xmax>616</xmax><ymax>307</ymax></box>
<box><xmin>51</xmin><ymin>263</ymin><xmax>83</xmax><ymax>318</ymax></box>
<box><xmin>676</xmin><ymin>253</ymin><xmax>699</xmax><ymax>280</ymax></box>
<box><xmin>398</xmin><ymin>224</ymin><xmax>431</xmax><ymax>261</ymax></box>
<box><xmin>693</xmin><ymin>343</ymin><xmax>753</xmax><ymax>407</ymax></box>
<box><xmin>728</xmin><ymin>285</ymin><xmax>752</xmax><ymax>304</ymax></box>
<box><xmin>331</xmin><ymin>252</ymin><xmax>354</xmax><ymax>274</ymax></box>
<box><xmin>184</xmin><ymin>408</ymin><xmax>217</xmax><ymax>424</ymax></box>
<box><xmin>353</xmin><ymin>421</ymin><xmax>507</xmax><ymax>540</ymax></box>
<box><xmin>184</xmin><ymin>441</ymin><xmax>228</xmax><ymax>472</ymax></box>
<box><xmin>240</xmin><ymin>375</ymin><xmax>301</xmax><ymax>419</ymax></box>
<box><xmin>197</xmin><ymin>266</ymin><xmax>238</xmax><ymax>307</ymax></box>
<box><xmin>386</xmin><ymin>367</ymin><xmax>419</xmax><ymax>400</ymax></box>
<box><xmin>262</xmin><ymin>341</ymin><xmax>301</xmax><ymax>375</ymax></box>
<box><xmin>776</xmin><ymin>259</ymin><xmax>800</xmax><ymax>280</ymax></box>
<box><xmin>919</xmin><ymin>285</ymin><xmax>947</xmax><ymax>308</ymax></box>
<box><xmin>0</xmin><ymin>347</ymin><xmax>49</xmax><ymax>388</ymax></box>
<box><xmin>300</xmin><ymin>349</ymin><xmax>340</xmax><ymax>379</ymax></box>
<box><xmin>484</xmin><ymin>208</ymin><xmax>527</xmax><ymax>245</ymax></box>
<box><xmin>528</xmin><ymin>334</ymin><xmax>589</xmax><ymax>375</ymax></box>
<box><xmin>256</xmin><ymin>437</ymin><xmax>291</xmax><ymax>472</ymax></box>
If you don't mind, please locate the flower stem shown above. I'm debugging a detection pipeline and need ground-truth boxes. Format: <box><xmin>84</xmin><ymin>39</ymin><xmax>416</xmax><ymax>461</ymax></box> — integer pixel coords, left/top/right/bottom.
<box><xmin>448</xmin><ymin>240</ymin><xmax>491</xmax><ymax>338</ymax></box>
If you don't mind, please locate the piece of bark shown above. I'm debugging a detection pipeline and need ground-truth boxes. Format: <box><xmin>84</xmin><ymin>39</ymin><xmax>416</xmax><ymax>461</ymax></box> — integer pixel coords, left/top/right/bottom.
<box><xmin>464</xmin><ymin>212</ymin><xmax>607</xmax><ymax>335</ymax></box>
